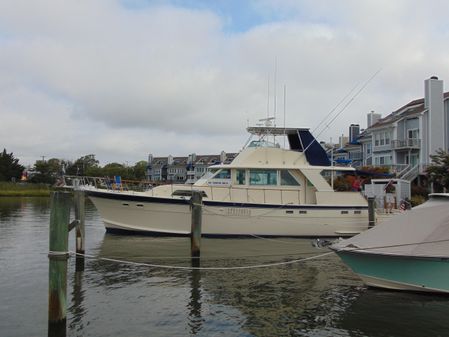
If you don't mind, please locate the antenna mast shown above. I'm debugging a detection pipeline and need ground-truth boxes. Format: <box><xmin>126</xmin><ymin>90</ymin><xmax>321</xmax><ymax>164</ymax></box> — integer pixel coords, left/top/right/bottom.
<box><xmin>283</xmin><ymin>84</ymin><xmax>286</xmax><ymax>148</ymax></box>
<box><xmin>266</xmin><ymin>75</ymin><xmax>270</xmax><ymax>119</ymax></box>
<box><xmin>273</xmin><ymin>56</ymin><xmax>277</xmax><ymax>126</ymax></box>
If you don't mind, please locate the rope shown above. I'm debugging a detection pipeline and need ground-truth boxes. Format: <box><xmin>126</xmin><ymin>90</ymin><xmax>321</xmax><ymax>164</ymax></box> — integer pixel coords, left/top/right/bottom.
<box><xmin>99</xmin><ymin>250</ymin><xmax>321</xmax><ymax>261</ymax></box>
<box><xmin>51</xmin><ymin>237</ymin><xmax>449</xmax><ymax>271</ymax></box>
<box><xmin>248</xmin><ymin>233</ymin><xmax>308</xmax><ymax>244</ymax></box>
<box><xmin>67</xmin><ymin>251</ymin><xmax>334</xmax><ymax>270</ymax></box>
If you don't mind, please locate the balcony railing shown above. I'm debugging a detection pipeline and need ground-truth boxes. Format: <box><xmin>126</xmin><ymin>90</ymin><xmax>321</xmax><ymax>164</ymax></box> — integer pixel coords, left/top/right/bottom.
<box><xmin>391</xmin><ymin>138</ymin><xmax>420</xmax><ymax>149</ymax></box>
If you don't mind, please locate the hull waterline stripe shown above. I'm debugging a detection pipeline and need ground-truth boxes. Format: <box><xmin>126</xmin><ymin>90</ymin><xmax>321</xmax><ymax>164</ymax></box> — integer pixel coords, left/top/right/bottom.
<box><xmin>86</xmin><ymin>190</ymin><xmax>368</xmax><ymax>210</ymax></box>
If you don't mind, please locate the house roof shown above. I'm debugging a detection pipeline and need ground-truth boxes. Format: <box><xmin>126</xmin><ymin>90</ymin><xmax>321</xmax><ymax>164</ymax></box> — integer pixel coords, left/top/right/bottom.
<box><xmin>150</xmin><ymin>153</ymin><xmax>238</xmax><ymax>167</ymax></box>
<box><xmin>363</xmin><ymin>91</ymin><xmax>449</xmax><ymax>132</ymax></box>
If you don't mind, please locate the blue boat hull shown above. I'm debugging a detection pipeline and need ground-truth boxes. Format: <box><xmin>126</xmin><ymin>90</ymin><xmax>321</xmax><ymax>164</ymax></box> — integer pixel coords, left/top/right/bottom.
<box><xmin>336</xmin><ymin>250</ymin><xmax>449</xmax><ymax>293</ymax></box>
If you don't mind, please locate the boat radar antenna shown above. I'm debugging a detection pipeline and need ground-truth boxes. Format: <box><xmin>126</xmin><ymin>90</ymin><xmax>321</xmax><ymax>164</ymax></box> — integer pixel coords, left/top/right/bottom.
<box><xmin>259</xmin><ymin>117</ymin><xmax>275</xmax><ymax>127</ymax></box>
<box><xmin>244</xmin><ymin>116</ymin><xmax>278</xmax><ymax>147</ymax></box>
<box><xmin>258</xmin><ymin>117</ymin><xmax>276</xmax><ymax>141</ymax></box>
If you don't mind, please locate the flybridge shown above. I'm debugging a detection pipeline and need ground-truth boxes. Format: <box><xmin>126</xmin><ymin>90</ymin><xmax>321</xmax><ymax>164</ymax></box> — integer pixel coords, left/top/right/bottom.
<box><xmin>246</xmin><ymin>126</ymin><xmax>331</xmax><ymax>166</ymax></box>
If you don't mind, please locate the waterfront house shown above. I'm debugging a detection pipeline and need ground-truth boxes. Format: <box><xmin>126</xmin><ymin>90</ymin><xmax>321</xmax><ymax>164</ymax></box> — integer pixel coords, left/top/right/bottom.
<box><xmin>146</xmin><ymin>155</ymin><xmax>168</xmax><ymax>181</ymax></box>
<box><xmin>360</xmin><ymin>77</ymin><xmax>449</xmax><ymax>181</ymax></box>
<box><xmin>147</xmin><ymin>151</ymin><xmax>237</xmax><ymax>183</ymax></box>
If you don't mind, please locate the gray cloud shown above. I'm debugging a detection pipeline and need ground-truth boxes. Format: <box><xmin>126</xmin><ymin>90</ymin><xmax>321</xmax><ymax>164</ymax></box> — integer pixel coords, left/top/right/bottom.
<box><xmin>1</xmin><ymin>0</ymin><xmax>449</xmax><ymax>165</ymax></box>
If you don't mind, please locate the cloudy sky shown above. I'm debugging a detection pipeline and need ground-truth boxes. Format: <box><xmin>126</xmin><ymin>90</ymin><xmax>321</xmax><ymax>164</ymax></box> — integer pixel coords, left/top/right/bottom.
<box><xmin>1</xmin><ymin>0</ymin><xmax>449</xmax><ymax>166</ymax></box>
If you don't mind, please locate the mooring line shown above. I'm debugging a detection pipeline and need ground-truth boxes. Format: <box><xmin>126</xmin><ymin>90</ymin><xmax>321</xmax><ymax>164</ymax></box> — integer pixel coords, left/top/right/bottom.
<box><xmin>100</xmin><ymin>250</ymin><xmax>321</xmax><ymax>261</ymax></box>
<box><xmin>66</xmin><ymin>251</ymin><xmax>334</xmax><ymax>270</ymax></box>
<box><xmin>247</xmin><ymin>233</ymin><xmax>305</xmax><ymax>244</ymax></box>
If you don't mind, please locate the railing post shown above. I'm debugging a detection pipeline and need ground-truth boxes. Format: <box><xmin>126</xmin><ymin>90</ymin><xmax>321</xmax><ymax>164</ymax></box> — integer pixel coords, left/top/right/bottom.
<box><xmin>368</xmin><ymin>197</ymin><xmax>376</xmax><ymax>228</ymax></box>
<box><xmin>190</xmin><ymin>191</ymin><xmax>203</xmax><ymax>261</ymax></box>
<box><xmin>48</xmin><ymin>191</ymin><xmax>71</xmax><ymax>336</ymax></box>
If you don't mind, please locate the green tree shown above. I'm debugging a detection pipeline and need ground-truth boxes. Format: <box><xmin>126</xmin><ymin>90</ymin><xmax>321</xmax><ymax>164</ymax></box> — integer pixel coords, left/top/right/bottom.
<box><xmin>427</xmin><ymin>149</ymin><xmax>449</xmax><ymax>191</ymax></box>
<box><xmin>0</xmin><ymin>149</ymin><xmax>25</xmax><ymax>182</ymax></box>
<box><xmin>102</xmin><ymin>163</ymin><xmax>129</xmax><ymax>179</ymax></box>
<box><xmin>65</xmin><ymin>154</ymin><xmax>99</xmax><ymax>176</ymax></box>
<box><xmin>132</xmin><ymin>161</ymin><xmax>148</xmax><ymax>180</ymax></box>
<box><xmin>85</xmin><ymin>165</ymin><xmax>104</xmax><ymax>177</ymax></box>
<box><xmin>30</xmin><ymin>158</ymin><xmax>63</xmax><ymax>184</ymax></box>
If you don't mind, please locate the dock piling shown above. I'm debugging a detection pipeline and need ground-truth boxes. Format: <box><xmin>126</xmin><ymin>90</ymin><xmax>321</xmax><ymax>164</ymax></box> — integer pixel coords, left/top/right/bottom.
<box><xmin>190</xmin><ymin>191</ymin><xmax>203</xmax><ymax>259</ymax></box>
<box><xmin>48</xmin><ymin>191</ymin><xmax>71</xmax><ymax>335</ymax></box>
<box><xmin>74</xmin><ymin>189</ymin><xmax>85</xmax><ymax>270</ymax></box>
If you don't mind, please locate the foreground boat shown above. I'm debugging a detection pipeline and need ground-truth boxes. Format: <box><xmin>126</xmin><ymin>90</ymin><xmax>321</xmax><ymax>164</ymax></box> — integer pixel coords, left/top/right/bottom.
<box><xmin>332</xmin><ymin>194</ymin><xmax>449</xmax><ymax>293</ymax></box>
<box><xmin>85</xmin><ymin>126</ymin><xmax>371</xmax><ymax>237</ymax></box>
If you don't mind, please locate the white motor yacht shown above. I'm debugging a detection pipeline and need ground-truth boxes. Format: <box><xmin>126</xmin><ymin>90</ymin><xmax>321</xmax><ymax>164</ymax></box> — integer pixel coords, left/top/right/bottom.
<box><xmin>85</xmin><ymin>126</ymin><xmax>369</xmax><ymax>237</ymax></box>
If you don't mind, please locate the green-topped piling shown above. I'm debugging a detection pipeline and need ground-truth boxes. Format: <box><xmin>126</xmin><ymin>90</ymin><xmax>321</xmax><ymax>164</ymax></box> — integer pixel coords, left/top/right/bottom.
<box><xmin>48</xmin><ymin>191</ymin><xmax>71</xmax><ymax>335</ymax></box>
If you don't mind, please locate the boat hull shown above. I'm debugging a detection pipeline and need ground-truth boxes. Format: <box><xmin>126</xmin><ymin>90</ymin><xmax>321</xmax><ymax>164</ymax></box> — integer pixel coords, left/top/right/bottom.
<box><xmin>87</xmin><ymin>190</ymin><xmax>369</xmax><ymax>237</ymax></box>
<box><xmin>336</xmin><ymin>250</ymin><xmax>449</xmax><ymax>293</ymax></box>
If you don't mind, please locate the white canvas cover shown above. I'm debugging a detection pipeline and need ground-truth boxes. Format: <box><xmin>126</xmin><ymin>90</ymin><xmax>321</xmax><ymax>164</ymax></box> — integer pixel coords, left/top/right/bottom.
<box><xmin>332</xmin><ymin>194</ymin><xmax>449</xmax><ymax>258</ymax></box>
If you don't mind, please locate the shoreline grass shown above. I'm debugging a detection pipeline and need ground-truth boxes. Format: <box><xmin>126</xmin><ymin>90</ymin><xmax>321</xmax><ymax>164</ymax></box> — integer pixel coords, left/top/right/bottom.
<box><xmin>0</xmin><ymin>182</ymin><xmax>51</xmax><ymax>197</ymax></box>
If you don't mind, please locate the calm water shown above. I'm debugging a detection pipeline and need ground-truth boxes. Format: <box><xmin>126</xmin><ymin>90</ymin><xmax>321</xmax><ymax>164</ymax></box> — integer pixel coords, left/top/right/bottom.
<box><xmin>1</xmin><ymin>197</ymin><xmax>449</xmax><ymax>337</ymax></box>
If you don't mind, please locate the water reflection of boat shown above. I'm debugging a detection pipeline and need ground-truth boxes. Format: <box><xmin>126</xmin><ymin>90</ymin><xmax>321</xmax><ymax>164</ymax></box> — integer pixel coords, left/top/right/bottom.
<box><xmin>95</xmin><ymin>233</ymin><xmax>326</xmax><ymax>269</ymax></box>
<box><xmin>86</xmin><ymin>126</ymin><xmax>369</xmax><ymax>237</ymax></box>
<box><xmin>92</xmin><ymin>234</ymin><xmax>363</xmax><ymax>336</ymax></box>
<box><xmin>332</xmin><ymin>194</ymin><xmax>449</xmax><ymax>293</ymax></box>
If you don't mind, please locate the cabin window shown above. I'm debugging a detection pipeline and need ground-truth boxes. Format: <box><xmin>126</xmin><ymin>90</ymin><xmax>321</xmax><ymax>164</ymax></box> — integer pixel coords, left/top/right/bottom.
<box><xmin>235</xmin><ymin>169</ymin><xmax>246</xmax><ymax>185</ymax></box>
<box><xmin>280</xmin><ymin>170</ymin><xmax>300</xmax><ymax>186</ymax></box>
<box><xmin>249</xmin><ymin>169</ymin><xmax>277</xmax><ymax>185</ymax></box>
<box><xmin>212</xmin><ymin>169</ymin><xmax>231</xmax><ymax>179</ymax></box>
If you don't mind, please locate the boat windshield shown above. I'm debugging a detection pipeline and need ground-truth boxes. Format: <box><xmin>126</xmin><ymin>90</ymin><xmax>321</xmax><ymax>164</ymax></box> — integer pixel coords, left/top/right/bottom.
<box><xmin>247</xmin><ymin>140</ymin><xmax>279</xmax><ymax>148</ymax></box>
